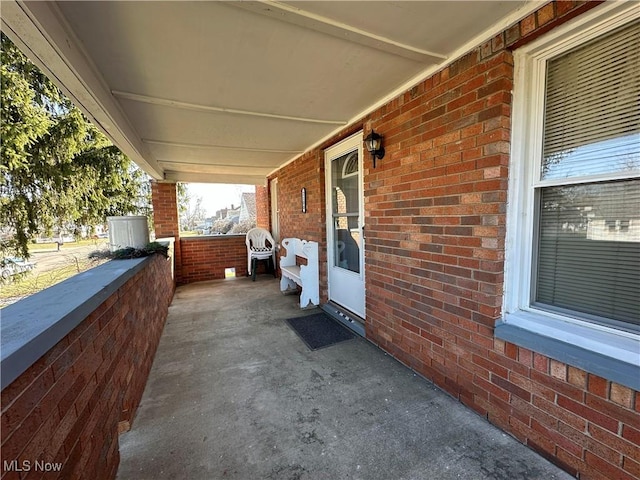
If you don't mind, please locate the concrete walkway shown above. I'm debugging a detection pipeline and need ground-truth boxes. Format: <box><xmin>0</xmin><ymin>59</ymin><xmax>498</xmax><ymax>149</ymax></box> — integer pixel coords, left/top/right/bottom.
<box><xmin>117</xmin><ymin>277</ymin><xmax>573</xmax><ymax>480</ymax></box>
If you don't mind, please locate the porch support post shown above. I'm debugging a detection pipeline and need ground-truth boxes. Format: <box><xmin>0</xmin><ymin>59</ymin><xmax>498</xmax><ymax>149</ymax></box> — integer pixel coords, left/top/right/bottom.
<box><xmin>151</xmin><ymin>180</ymin><xmax>181</xmax><ymax>281</ymax></box>
<box><xmin>256</xmin><ymin>185</ymin><xmax>270</xmax><ymax>230</ymax></box>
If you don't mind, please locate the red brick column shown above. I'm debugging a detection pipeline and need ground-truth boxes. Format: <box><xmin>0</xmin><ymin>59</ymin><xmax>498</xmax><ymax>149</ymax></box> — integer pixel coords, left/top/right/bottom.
<box><xmin>151</xmin><ymin>181</ymin><xmax>181</xmax><ymax>280</ymax></box>
<box><xmin>151</xmin><ymin>181</ymin><xmax>179</xmax><ymax>238</ymax></box>
<box><xmin>179</xmin><ymin>236</ymin><xmax>248</xmax><ymax>284</ymax></box>
<box><xmin>255</xmin><ymin>185</ymin><xmax>270</xmax><ymax>230</ymax></box>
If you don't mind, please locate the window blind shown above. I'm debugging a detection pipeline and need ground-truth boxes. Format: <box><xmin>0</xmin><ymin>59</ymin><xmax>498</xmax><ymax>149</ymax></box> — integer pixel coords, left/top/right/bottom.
<box><xmin>542</xmin><ymin>20</ymin><xmax>640</xmax><ymax>180</ymax></box>
<box><xmin>536</xmin><ymin>18</ymin><xmax>640</xmax><ymax>330</ymax></box>
<box><xmin>535</xmin><ymin>180</ymin><xmax>640</xmax><ymax>327</ymax></box>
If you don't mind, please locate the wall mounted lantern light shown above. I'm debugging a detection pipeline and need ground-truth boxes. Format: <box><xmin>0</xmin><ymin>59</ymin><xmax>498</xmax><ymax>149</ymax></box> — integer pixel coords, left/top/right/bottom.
<box><xmin>364</xmin><ymin>130</ymin><xmax>385</xmax><ymax>168</ymax></box>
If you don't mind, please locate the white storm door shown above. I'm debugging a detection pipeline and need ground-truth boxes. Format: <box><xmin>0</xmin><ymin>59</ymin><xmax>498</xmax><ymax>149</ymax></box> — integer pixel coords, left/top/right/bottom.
<box><xmin>325</xmin><ymin>132</ymin><xmax>365</xmax><ymax>318</ymax></box>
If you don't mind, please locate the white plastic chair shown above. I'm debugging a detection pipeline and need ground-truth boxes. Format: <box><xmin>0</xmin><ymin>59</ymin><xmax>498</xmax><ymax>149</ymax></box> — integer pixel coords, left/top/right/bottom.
<box><xmin>245</xmin><ymin>228</ymin><xmax>276</xmax><ymax>281</ymax></box>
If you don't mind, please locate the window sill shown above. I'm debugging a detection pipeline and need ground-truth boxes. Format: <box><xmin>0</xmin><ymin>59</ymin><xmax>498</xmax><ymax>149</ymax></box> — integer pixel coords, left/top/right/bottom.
<box><xmin>496</xmin><ymin>310</ymin><xmax>639</xmax><ymax>390</ymax></box>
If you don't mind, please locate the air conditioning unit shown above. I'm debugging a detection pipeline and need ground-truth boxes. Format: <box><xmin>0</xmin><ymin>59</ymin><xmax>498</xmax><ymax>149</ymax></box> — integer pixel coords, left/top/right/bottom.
<box><xmin>107</xmin><ymin>216</ymin><xmax>149</xmax><ymax>252</ymax></box>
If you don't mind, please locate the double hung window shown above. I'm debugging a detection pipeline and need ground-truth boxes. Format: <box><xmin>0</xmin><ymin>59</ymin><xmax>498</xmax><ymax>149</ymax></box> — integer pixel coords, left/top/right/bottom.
<box><xmin>502</xmin><ymin>3</ymin><xmax>639</xmax><ymax>387</ymax></box>
<box><xmin>533</xmin><ymin>19</ymin><xmax>639</xmax><ymax>332</ymax></box>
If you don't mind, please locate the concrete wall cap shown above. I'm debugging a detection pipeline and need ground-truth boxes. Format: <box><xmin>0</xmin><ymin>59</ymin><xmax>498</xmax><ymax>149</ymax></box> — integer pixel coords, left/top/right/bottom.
<box><xmin>1</xmin><ymin>257</ymin><xmax>151</xmax><ymax>390</ymax></box>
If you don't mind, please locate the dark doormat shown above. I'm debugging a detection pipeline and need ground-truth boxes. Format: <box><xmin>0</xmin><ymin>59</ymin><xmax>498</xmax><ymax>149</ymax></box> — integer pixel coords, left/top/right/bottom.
<box><xmin>285</xmin><ymin>312</ymin><xmax>356</xmax><ymax>350</ymax></box>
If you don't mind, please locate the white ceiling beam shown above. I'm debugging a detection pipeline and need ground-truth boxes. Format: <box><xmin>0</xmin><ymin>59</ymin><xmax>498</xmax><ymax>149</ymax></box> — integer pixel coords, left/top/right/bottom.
<box><xmin>0</xmin><ymin>0</ymin><xmax>164</xmax><ymax>180</ymax></box>
<box><xmin>113</xmin><ymin>91</ymin><xmax>346</xmax><ymax>126</ymax></box>
<box><xmin>158</xmin><ymin>161</ymin><xmax>273</xmax><ymax>176</ymax></box>
<box><xmin>143</xmin><ymin>139</ymin><xmax>302</xmax><ymax>155</ymax></box>
<box><xmin>233</xmin><ymin>0</ymin><xmax>448</xmax><ymax>64</ymax></box>
<box><xmin>163</xmin><ymin>171</ymin><xmax>267</xmax><ymax>186</ymax></box>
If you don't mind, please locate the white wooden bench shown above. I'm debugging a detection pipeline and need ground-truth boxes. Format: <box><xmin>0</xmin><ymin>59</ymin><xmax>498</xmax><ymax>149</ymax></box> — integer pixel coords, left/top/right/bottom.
<box><xmin>280</xmin><ymin>238</ymin><xmax>319</xmax><ymax>308</ymax></box>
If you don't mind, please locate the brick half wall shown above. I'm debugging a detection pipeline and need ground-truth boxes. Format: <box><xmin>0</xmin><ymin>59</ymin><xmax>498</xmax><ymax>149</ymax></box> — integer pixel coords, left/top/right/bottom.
<box><xmin>1</xmin><ymin>254</ymin><xmax>173</xmax><ymax>480</ymax></box>
<box><xmin>179</xmin><ymin>235</ymin><xmax>248</xmax><ymax>284</ymax></box>
<box><xmin>256</xmin><ymin>185</ymin><xmax>269</xmax><ymax>230</ymax></box>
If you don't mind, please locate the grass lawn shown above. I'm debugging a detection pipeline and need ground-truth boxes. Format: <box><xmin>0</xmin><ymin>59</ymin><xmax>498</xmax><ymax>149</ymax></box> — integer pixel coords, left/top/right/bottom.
<box><xmin>0</xmin><ymin>258</ymin><xmax>108</xmax><ymax>308</ymax></box>
<box><xmin>28</xmin><ymin>239</ymin><xmax>107</xmax><ymax>252</ymax></box>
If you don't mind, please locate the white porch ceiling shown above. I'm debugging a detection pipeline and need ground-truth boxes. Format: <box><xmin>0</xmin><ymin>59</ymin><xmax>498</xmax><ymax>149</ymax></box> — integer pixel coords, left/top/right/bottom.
<box><xmin>1</xmin><ymin>1</ymin><xmax>539</xmax><ymax>185</ymax></box>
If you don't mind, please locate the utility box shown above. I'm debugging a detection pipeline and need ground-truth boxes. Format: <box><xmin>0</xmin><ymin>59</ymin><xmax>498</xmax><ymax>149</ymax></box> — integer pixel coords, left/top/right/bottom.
<box><xmin>107</xmin><ymin>216</ymin><xmax>149</xmax><ymax>252</ymax></box>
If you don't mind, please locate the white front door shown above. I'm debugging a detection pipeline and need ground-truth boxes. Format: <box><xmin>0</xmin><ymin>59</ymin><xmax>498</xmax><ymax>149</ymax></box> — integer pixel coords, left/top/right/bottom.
<box><xmin>325</xmin><ymin>132</ymin><xmax>365</xmax><ymax>318</ymax></box>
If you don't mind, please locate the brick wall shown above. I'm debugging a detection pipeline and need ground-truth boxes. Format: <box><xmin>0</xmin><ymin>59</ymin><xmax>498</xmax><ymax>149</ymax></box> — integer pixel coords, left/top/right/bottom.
<box><xmin>179</xmin><ymin>236</ymin><xmax>248</xmax><ymax>284</ymax></box>
<box><xmin>1</xmin><ymin>254</ymin><xmax>173</xmax><ymax>480</ymax></box>
<box><xmin>273</xmin><ymin>150</ymin><xmax>327</xmax><ymax>244</ymax></box>
<box><xmin>364</xmin><ymin>23</ymin><xmax>514</xmax><ymax>389</ymax></box>
<box><xmin>269</xmin><ymin>147</ymin><xmax>348</xmax><ymax>301</ymax></box>
<box><xmin>255</xmin><ymin>185</ymin><xmax>269</xmax><ymax>230</ymax></box>
<box><xmin>151</xmin><ymin>181</ymin><xmax>179</xmax><ymax>238</ymax></box>
<box><xmin>151</xmin><ymin>181</ymin><xmax>181</xmax><ymax>282</ymax></box>
<box><xmin>270</xmin><ymin>2</ymin><xmax>639</xmax><ymax>479</ymax></box>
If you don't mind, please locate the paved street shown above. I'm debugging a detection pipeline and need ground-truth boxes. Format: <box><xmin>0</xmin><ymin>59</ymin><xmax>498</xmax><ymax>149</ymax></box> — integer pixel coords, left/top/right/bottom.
<box><xmin>28</xmin><ymin>241</ymin><xmax>108</xmax><ymax>274</ymax></box>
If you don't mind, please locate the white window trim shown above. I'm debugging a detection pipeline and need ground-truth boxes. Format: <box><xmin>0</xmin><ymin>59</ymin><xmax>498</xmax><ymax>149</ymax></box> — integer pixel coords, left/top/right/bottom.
<box><xmin>502</xmin><ymin>2</ymin><xmax>640</xmax><ymax>377</ymax></box>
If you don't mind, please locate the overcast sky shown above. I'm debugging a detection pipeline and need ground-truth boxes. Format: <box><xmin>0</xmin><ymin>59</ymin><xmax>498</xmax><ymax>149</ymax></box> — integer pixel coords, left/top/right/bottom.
<box><xmin>186</xmin><ymin>183</ymin><xmax>256</xmax><ymax>217</ymax></box>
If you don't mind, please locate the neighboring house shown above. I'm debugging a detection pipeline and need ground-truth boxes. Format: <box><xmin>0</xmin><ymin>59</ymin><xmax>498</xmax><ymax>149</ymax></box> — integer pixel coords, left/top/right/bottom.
<box><xmin>226</xmin><ymin>208</ymin><xmax>240</xmax><ymax>223</ymax></box>
<box><xmin>79</xmin><ymin>224</ymin><xmax>108</xmax><ymax>239</ymax></box>
<box><xmin>214</xmin><ymin>207</ymin><xmax>229</xmax><ymax>220</ymax></box>
<box><xmin>239</xmin><ymin>192</ymin><xmax>256</xmax><ymax>223</ymax></box>
<box><xmin>193</xmin><ymin>218</ymin><xmax>216</xmax><ymax>235</ymax></box>
<box><xmin>214</xmin><ymin>205</ymin><xmax>241</xmax><ymax>221</ymax></box>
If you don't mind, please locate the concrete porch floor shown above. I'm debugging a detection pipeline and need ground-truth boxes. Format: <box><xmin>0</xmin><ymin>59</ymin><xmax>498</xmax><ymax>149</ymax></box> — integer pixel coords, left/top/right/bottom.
<box><xmin>117</xmin><ymin>277</ymin><xmax>573</xmax><ymax>480</ymax></box>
